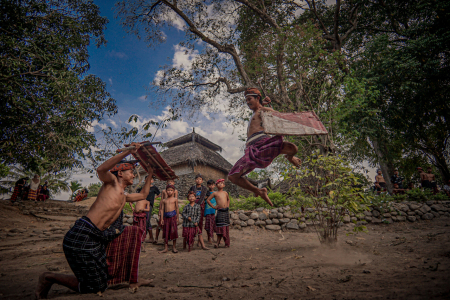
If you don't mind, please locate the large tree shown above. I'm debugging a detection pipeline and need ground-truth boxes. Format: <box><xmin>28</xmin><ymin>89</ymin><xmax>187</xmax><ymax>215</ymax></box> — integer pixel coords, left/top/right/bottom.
<box><xmin>1</xmin><ymin>0</ymin><xmax>117</xmax><ymax>172</ymax></box>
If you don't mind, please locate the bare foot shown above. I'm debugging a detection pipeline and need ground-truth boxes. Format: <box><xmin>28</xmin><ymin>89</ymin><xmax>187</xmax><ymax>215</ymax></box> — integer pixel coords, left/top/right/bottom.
<box><xmin>158</xmin><ymin>248</ymin><xmax>169</xmax><ymax>254</ymax></box>
<box><xmin>152</xmin><ymin>240</ymin><xmax>158</xmax><ymax>245</ymax></box>
<box><xmin>214</xmin><ymin>244</ymin><xmax>219</xmax><ymax>248</ymax></box>
<box><xmin>255</xmin><ymin>188</ymin><xmax>273</xmax><ymax>206</ymax></box>
<box><xmin>146</xmin><ymin>239</ymin><xmax>154</xmax><ymax>243</ymax></box>
<box><xmin>202</xmin><ymin>246</ymin><xmax>210</xmax><ymax>250</ymax></box>
<box><xmin>129</xmin><ymin>278</ymin><xmax>153</xmax><ymax>289</ymax></box>
<box><xmin>172</xmin><ymin>249</ymin><xmax>178</xmax><ymax>253</ymax></box>
<box><xmin>35</xmin><ymin>272</ymin><xmax>53</xmax><ymax>299</ymax></box>
<box><xmin>285</xmin><ymin>155</ymin><xmax>301</xmax><ymax>167</ymax></box>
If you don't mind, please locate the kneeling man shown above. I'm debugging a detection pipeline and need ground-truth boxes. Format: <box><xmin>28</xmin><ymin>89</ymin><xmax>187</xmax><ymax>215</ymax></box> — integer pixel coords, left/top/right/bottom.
<box><xmin>36</xmin><ymin>143</ymin><xmax>153</xmax><ymax>298</ymax></box>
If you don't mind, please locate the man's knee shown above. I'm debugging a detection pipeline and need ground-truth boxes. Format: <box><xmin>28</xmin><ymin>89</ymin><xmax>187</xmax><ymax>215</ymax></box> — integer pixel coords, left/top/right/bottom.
<box><xmin>227</xmin><ymin>174</ymin><xmax>235</xmax><ymax>183</ymax></box>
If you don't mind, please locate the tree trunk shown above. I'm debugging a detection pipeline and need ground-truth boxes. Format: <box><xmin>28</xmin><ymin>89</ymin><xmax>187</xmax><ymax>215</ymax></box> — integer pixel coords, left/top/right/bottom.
<box><xmin>371</xmin><ymin>137</ymin><xmax>394</xmax><ymax>194</ymax></box>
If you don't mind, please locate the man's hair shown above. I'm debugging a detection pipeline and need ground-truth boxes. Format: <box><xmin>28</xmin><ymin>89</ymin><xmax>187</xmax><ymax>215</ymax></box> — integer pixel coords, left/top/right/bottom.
<box><xmin>207</xmin><ymin>179</ymin><xmax>215</xmax><ymax>185</ymax></box>
<box><xmin>111</xmin><ymin>171</ymin><xmax>119</xmax><ymax>178</ymax></box>
<box><xmin>187</xmin><ymin>190</ymin><xmax>195</xmax><ymax>199</ymax></box>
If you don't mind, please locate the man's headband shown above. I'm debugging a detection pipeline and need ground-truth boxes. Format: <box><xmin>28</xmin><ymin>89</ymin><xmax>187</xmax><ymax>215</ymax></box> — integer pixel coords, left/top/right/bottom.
<box><xmin>110</xmin><ymin>162</ymin><xmax>136</xmax><ymax>172</ymax></box>
<box><xmin>216</xmin><ymin>178</ymin><xmax>225</xmax><ymax>185</ymax></box>
<box><xmin>244</xmin><ymin>88</ymin><xmax>261</xmax><ymax>98</ymax></box>
<box><xmin>166</xmin><ymin>184</ymin><xmax>175</xmax><ymax>190</ymax></box>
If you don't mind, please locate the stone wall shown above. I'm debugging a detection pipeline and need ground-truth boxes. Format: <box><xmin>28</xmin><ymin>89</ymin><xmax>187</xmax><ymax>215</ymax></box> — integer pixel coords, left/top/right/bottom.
<box><xmin>122</xmin><ymin>200</ymin><xmax>450</xmax><ymax>230</ymax></box>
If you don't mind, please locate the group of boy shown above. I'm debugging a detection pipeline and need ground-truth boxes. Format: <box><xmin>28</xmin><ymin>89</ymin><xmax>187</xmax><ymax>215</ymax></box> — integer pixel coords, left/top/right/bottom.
<box><xmin>130</xmin><ymin>173</ymin><xmax>231</xmax><ymax>254</ymax></box>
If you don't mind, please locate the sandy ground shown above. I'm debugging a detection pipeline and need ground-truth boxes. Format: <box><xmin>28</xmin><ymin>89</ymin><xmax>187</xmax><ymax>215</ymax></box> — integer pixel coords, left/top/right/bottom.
<box><xmin>0</xmin><ymin>200</ymin><xmax>449</xmax><ymax>300</ymax></box>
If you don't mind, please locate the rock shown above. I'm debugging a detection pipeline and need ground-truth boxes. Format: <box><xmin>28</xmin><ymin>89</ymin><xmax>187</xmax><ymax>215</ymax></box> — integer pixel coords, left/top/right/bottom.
<box><xmin>270</xmin><ymin>209</ymin><xmax>278</xmax><ymax>214</ymax></box>
<box><xmin>409</xmin><ymin>204</ymin><xmax>421</xmax><ymax>210</ymax></box>
<box><xmin>426</xmin><ymin>200</ymin><xmax>434</xmax><ymax>206</ymax></box>
<box><xmin>240</xmin><ymin>221</ymin><xmax>248</xmax><ymax>227</ymax></box>
<box><xmin>127</xmin><ymin>218</ymin><xmax>133</xmax><ymax>225</ymax></box>
<box><xmin>383</xmin><ymin>218</ymin><xmax>393</xmax><ymax>224</ymax></box>
<box><xmin>286</xmin><ymin>223</ymin><xmax>299</xmax><ymax>230</ymax></box>
<box><xmin>239</xmin><ymin>213</ymin><xmax>249</xmax><ymax>221</ymax></box>
<box><xmin>396</xmin><ymin>216</ymin><xmax>406</xmax><ymax>221</ymax></box>
<box><xmin>343</xmin><ymin>215</ymin><xmax>351</xmax><ymax>223</ymax></box>
<box><xmin>356</xmin><ymin>213</ymin><xmax>365</xmax><ymax>220</ymax></box>
<box><xmin>290</xmin><ymin>219</ymin><xmax>299</xmax><ymax>224</ymax></box>
<box><xmin>371</xmin><ymin>218</ymin><xmax>382</xmax><ymax>224</ymax></box>
<box><xmin>407</xmin><ymin>216</ymin><xmax>417</xmax><ymax>222</ymax></box>
<box><xmin>365</xmin><ymin>216</ymin><xmax>372</xmax><ymax>222</ymax></box>
<box><xmin>247</xmin><ymin>219</ymin><xmax>255</xmax><ymax>226</ymax></box>
<box><xmin>250</xmin><ymin>213</ymin><xmax>259</xmax><ymax>220</ymax></box>
<box><xmin>125</xmin><ymin>214</ymin><xmax>132</xmax><ymax>218</ymax></box>
<box><xmin>431</xmin><ymin>211</ymin><xmax>440</xmax><ymax>218</ymax></box>
<box><xmin>420</xmin><ymin>205</ymin><xmax>431</xmax><ymax>214</ymax></box>
<box><xmin>351</xmin><ymin>217</ymin><xmax>357</xmax><ymax>222</ymax></box>
<box><xmin>383</xmin><ymin>213</ymin><xmax>391</xmax><ymax>218</ymax></box>
<box><xmin>277</xmin><ymin>213</ymin><xmax>284</xmax><ymax>219</ymax></box>
<box><xmin>416</xmin><ymin>210</ymin><xmax>423</xmax><ymax>216</ymax></box>
<box><xmin>266</xmin><ymin>225</ymin><xmax>281</xmax><ymax>231</ymax></box>
<box><xmin>231</xmin><ymin>213</ymin><xmax>239</xmax><ymax>220</ymax></box>
<box><xmin>272</xmin><ymin>219</ymin><xmax>280</xmax><ymax>224</ymax></box>
<box><xmin>422</xmin><ymin>213</ymin><xmax>434</xmax><ymax>220</ymax></box>
<box><xmin>372</xmin><ymin>210</ymin><xmax>380</xmax><ymax>217</ymax></box>
<box><xmin>431</xmin><ymin>204</ymin><xmax>445</xmax><ymax>212</ymax></box>
<box><xmin>390</xmin><ymin>211</ymin><xmax>398</xmax><ymax>216</ymax></box>
<box><xmin>306</xmin><ymin>208</ymin><xmax>315</xmax><ymax>212</ymax></box>
<box><xmin>283</xmin><ymin>212</ymin><xmax>293</xmax><ymax>219</ymax></box>
<box><xmin>256</xmin><ymin>207</ymin><xmax>265</xmax><ymax>212</ymax></box>
<box><xmin>294</xmin><ymin>213</ymin><xmax>301</xmax><ymax>218</ymax></box>
<box><xmin>269</xmin><ymin>213</ymin><xmax>278</xmax><ymax>219</ymax></box>
<box><xmin>391</xmin><ymin>216</ymin><xmax>398</xmax><ymax>222</ymax></box>
<box><xmin>357</xmin><ymin>221</ymin><xmax>368</xmax><ymax>226</ymax></box>
<box><xmin>233</xmin><ymin>219</ymin><xmax>241</xmax><ymax>225</ymax></box>
<box><xmin>265</xmin><ymin>219</ymin><xmax>272</xmax><ymax>225</ymax></box>
<box><xmin>280</xmin><ymin>218</ymin><xmax>290</xmax><ymax>224</ymax></box>
<box><xmin>258</xmin><ymin>213</ymin><xmax>268</xmax><ymax>220</ymax></box>
<box><xmin>244</xmin><ymin>211</ymin><xmax>252</xmax><ymax>216</ymax></box>
<box><xmin>305</xmin><ymin>220</ymin><xmax>315</xmax><ymax>226</ymax></box>
<box><xmin>299</xmin><ymin>223</ymin><xmax>307</xmax><ymax>229</ymax></box>
<box><xmin>300</xmin><ymin>217</ymin><xmax>306</xmax><ymax>222</ymax></box>
<box><xmin>278</xmin><ymin>208</ymin><xmax>284</xmax><ymax>213</ymax></box>
<box><xmin>407</xmin><ymin>211</ymin><xmax>415</xmax><ymax>216</ymax></box>
<box><xmin>258</xmin><ymin>220</ymin><xmax>266</xmax><ymax>226</ymax></box>
<box><xmin>363</xmin><ymin>211</ymin><xmax>372</xmax><ymax>217</ymax></box>
<box><xmin>150</xmin><ymin>218</ymin><xmax>158</xmax><ymax>227</ymax></box>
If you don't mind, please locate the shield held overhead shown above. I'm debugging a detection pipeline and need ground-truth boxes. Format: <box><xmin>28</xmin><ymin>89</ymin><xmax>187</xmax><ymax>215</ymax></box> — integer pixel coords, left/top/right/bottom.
<box><xmin>261</xmin><ymin>111</ymin><xmax>328</xmax><ymax>136</ymax></box>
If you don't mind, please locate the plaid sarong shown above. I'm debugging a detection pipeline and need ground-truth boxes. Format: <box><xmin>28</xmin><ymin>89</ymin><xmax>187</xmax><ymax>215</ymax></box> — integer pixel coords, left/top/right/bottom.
<box><xmin>10</xmin><ymin>186</ymin><xmax>20</xmax><ymax>202</ymax></box>
<box><xmin>229</xmin><ymin>131</ymin><xmax>283</xmax><ymax>176</ymax></box>
<box><xmin>28</xmin><ymin>189</ymin><xmax>38</xmax><ymax>201</ymax></box>
<box><xmin>204</xmin><ymin>214</ymin><xmax>216</xmax><ymax>239</ymax></box>
<box><xmin>182</xmin><ymin>226</ymin><xmax>198</xmax><ymax>251</ymax></box>
<box><xmin>215</xmin><ymin>225</ymin><xmax>230</xmax><ymax>247</ymax></box>
<box><xmin>133</xmin><ymin>212</ymin><xmax>147</xmax><ymax>241</ymax></box>
<box><xmin>106</xmin><ymin>225</ymin><xmax>142</xmax><ymax>285</ymax></box>
<box><xmin>163</xmin><ymin>213</ymin><xmax>178</xmax><ymax>244</ymax></box>
<box><xmin>215</xmin><ymin>208</ymin><xmax>230</xmax><ymax>228</ymax></box>
<box><xmin>195</xmin><ymin>202</ymin><xmax>205</xmax><ymax>234</ymax></box>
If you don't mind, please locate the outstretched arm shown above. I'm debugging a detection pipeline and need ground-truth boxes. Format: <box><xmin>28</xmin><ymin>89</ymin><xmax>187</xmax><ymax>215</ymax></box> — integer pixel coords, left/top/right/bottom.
<box><xmin>97</xmin><ymin>142</ymin><xmax>142</xmax><ymax>184</ymax></box>
<box><xmin>126</xmin><ymin>167</ymin><xmax>154</xmax><ymax>202</ymax></box>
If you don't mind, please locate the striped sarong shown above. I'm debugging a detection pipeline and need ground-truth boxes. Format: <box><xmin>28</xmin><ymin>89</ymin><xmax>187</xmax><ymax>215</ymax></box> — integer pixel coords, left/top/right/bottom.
<box><xmin>204</xmin><ymin>214</ymin><xmax>215</xmax><ymax>239</ymax></box>
<box><xmin>182</xmin><ymin>227</ymin><xmax>198</xmax><ymax>251</ymax></box>
<box><xmin>28</xmin><ymin>189</ymin><xmax>38</xmax><ymax>201</ymax></box>
<box><xmin>106</xmin><ymin>226</ymin><xmax>142</xmax><ymax>286</ymax></box>
<box><xmin>133</xmin><ymin>212</ymin><xmax>147</xmax><ymax>241</ymax></box>
<box><xmin>215</xmin><ymin>225</ymin><xmax>230</xmax><ymax>247</ymax></box>
<box><xmin>10</xmin><ymin>186</ymin><xmax>20</xmax><ymax>202</ymax></box>
<box><xmin>229</xmin><ymin>131</ymin><xmax>283</xmax><ymax>176</ymax></box>
<box><xmin>215</xmin><ymin>208</ymin><xmax>230</xmax><ymax>227</ymax></box>
<box><xmin>163</xmin><ymin>211</ymin><xmax>178</xmax><ymax>244</ymax></box>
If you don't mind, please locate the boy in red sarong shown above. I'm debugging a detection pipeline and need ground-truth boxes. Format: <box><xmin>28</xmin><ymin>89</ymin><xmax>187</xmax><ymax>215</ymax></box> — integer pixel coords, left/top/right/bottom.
<box><xmin>182</xmin><ymin>191</ymin><xmax>209</xmax><ymax>251</ymax></box>
<box><xmin>159</xmin><ymin>185</ymin><xmax>179</xmax><ymax>253</ymax></box>
<box><xmin>228</xmin><ymin>88</ymin><xmax>301</xmax><ymax>206</ymax></box>
<box><xmin>153</xmin><ymin>179</ymin><xmax>178</xmax><ymax>244</ymax></box>
<box><xmin>206</xmin><ymin>179</ymin><xmax>231</xmax><ymax>248</ymax></box>
<box><xmin>204</xmin><ymin>180</ymin><xmax>217</xmax><ymax>244</ymax></box>
<box><xmin>132</xmin><ymin>198</ymin><xmax>150</xmax><ymax>251</ymax></box>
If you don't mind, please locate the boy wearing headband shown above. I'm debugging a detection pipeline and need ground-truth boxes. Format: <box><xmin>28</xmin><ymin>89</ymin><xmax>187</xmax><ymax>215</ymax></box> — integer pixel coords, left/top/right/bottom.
<box><xmin>206</xmin><ymin>179</ymin><xmax>231</xmax><ymax>248</ymax></box>
<box><xmin>159</xmin><ymin>184</ymin><xmax>179</xmax><ymax>253</ymax></box>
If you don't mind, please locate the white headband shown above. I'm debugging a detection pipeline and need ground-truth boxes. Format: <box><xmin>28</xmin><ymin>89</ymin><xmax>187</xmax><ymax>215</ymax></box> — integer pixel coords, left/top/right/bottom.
<box><xmin>245</xmin><ymin>93</ymin><xmax>259</xmax><ymax>97</ymax></box>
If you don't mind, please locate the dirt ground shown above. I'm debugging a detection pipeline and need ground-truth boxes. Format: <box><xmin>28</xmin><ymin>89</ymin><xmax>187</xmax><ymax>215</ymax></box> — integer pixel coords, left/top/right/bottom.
<box><xmin>0</xmin><ymin>200</ymin><xmax>449</xmax><ymax>300</ymax></box>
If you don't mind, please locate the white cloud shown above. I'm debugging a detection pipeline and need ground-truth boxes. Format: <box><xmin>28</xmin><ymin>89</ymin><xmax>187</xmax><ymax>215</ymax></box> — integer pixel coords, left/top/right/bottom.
<box><xmin>108</xmin><ymin>78</ymin><xmax>113</xmax><ymax>86</ymax></box>
<box><xmin>108</xmin><ymin>120</ymin><xmax>118</xmax><ymax>128</ymax></box>
<box><xmin>107</xmin><ymin>50</ymin><xmax>128</xmax><ymax>59</ymax></box>
<box><xmin>172</xmin><ymin>45</ymin><xmax>199</xmax><ymax>70</ymax></box>
<box><xmin>138</xmin><ymin>95</ymin><xmax>147</xmax><ymax>102</ymax></box>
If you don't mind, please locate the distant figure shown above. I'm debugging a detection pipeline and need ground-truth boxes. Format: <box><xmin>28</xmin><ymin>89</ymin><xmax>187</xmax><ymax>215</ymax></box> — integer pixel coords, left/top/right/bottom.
<box><xmin>74</xmin><ymin>189</ymin><xmax>88</xmax><ymax>202</ymax></box>
<box><xmin>204</xmin><ymin>179</ymin><xmax>217</xmax><ymax>244</ymax></box>
<box><xmin>374</xmin><ymin>169</ymin><xmax>386</xmax><ymax>192</ymax></box>
<box><xmin>418</xmin><ymin>167</ymin><xmax>428</xmax><ymax>188</ymax></box>
<box><xmin>443</xmin><ymin>180</ymin><xmax>450</xmax><ymax>197</ymax></box>
<box><xmin>28</xmin><ymin>175</ymin><xmax>40</xmax><ymax>201</ymax></box>
<box><xmin>37</xmin><ymin>185</ymin><xmax>50</xmax><ymax>201</ymax></box>
<box><xmin>390</xmin><ymin>168</ymin><xmax>404</xmax><ymax>189</ymax></box>
<box><xmin>143</xmin><ymin>176</ymin><xmax>160</xmax><ymax>243</ymax></box>
<box><xmin>10</xmin><ymin>177</ymin><xmax>29</xmax><ymax>202</ymax></box>
<box><xmin>182</xmin><ymin>191</ymin><xmax>208</xmax><ymax>252</ymax></box>
<box><xmin>132</xmin><ymin>197</ymin><xmax>150</xmax><ymax>252</ymax></box>
<box><xmin>159</xmin><ymin>185</ymin><xmax>179</xmax><ymax>254</ymax></box>
<box><xmin>206</xmin><ymin>179</ymin><xmax>231</xmax><ymax>248</ymax></box>
<box><xmin>425</xmin><ymin>167</ymin><xmax>438</xmax><ymax>193</ymax></box>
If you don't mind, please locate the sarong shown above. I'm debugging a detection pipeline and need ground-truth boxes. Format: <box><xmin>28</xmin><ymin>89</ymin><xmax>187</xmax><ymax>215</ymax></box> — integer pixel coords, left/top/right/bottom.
<box><xmin>145</xmin><ymin>205</ymin><xmax>153</xmax><ymax>230</ymax></box>
<box><xmin>422</xmin><ymin>180</ymin><xmax>430</xmax><ymax>189</ymax></box>
<box><xmin>37</xmin><ymin>194</ymin><xmax>49</xmax><ymax>201</ymax></box>
<box><xmin>215</xmin><ymin>208</ymin><xmax>230</xmax><ymax>227</ymax></box>
<box><xmin>204</xmin><ymin>214</ymin><xmax>216</xmax><ymax>239</ymax></box>
<box><xmin>182</xmin><ymin>227</ymin><xmax>198</xmax><ymax>251</ymax></box>
<box><xmin>10</xmin><ymin>186</ymin><xmax>20</xmax><ymax>202</ymax></box>
<box><xmin>106</xmin><ymin>225</ymin><xmax>142</xmax><ymax>286</ymax></box>
<box><xmin>133</xmin><ymin>212</ymin><xmax>147</xmax><ymax>241</ymax></box>
<box><xmin>163</xmin><ymin>210</ymin><xmax>178</xmax><ymax>244</ymax></box>
<box><xmin>229</xmin><ymin>131</ymin><xmax>283</xmax><ymax>176</ymax></box>
<box><xmin>194</xmin><ymin>201</ymin><xmax>205</xmax><ymax>234</ymax></box>
<box><xmin>215</xmin><ymin>226</ymin><xmax>230</xmax><ymax>247</ymax></box>
<box><xmin>28</xmin><ymin>189</ymin><xmax>37</xmax><ymax>201</ymax></box>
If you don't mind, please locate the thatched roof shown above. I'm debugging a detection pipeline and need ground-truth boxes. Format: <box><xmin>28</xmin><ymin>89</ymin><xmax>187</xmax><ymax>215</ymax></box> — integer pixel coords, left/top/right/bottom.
<box><xmin>164</xmin><ymin>132</ymin><xmax>222</xmax><ymax>152</ymax></box>
<box><xmin>160</xmin><ymin>141</ymin><xmax>232</xmax><ymax>173</ymax></box>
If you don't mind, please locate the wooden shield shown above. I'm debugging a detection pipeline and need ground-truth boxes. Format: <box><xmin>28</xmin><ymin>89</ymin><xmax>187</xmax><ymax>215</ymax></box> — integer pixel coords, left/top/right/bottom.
<box><xmin>261</xmin><ymin>111</ymin><xmax>328</xmax><ymax>136</ymax></box>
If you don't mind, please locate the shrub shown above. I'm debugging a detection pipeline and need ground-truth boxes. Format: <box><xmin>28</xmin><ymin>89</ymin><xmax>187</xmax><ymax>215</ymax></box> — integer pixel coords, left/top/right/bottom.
<box><xmin>230</xmin><ymin>191</ymin><xmax>290</xmax><ymax>211</ymax></box>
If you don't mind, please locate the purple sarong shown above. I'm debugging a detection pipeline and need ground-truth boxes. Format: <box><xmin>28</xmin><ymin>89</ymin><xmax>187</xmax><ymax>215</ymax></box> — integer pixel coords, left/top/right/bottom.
<box><xmin>229</xmin><ymin>132</ymin><xmax>283</xmax><ymax>176</ymax></box>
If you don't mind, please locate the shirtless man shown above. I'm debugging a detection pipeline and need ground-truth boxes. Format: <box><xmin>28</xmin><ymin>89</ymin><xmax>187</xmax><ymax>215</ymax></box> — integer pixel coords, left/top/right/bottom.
<box><xmin>424</xmin><ymin>167</ymin><xmax>437</xmax><ymax>191</ymax></box>
<box><xmin>375</xmin><ymin>169</ymin><xmax>386</xmax><ymax>191</ymax></box>
<box><xmin>133</xmin><ymin>198</ymin><xmax>150</xmax><ymax>251</ymax></box>
<box><xmin>418</xmin><ymin>167</ymin><xmax>428</xmax><ymax>188</ymax></box>
<box><xmin>35</xmin><ymin>143</ymin><xmax>153</xmax><ymax>299</ymax></box>
<box><xmin>206</xmin><ymin>179</ymin><xmax>231</xmax><ymax>248</ymax></box>
<box><xmin>159</xmin><ymin>185</ymin><xmax>179</xmax><ymax>253</ymax></box>
<box><xmin>153</xmin><ymin>180</ymin><xmax>178</xmax><ymax>244</ymax></box>
<box><xmin>228</xmin><ymin>88</ymin><xmax>301</xmax><ymax>206</ymax></box>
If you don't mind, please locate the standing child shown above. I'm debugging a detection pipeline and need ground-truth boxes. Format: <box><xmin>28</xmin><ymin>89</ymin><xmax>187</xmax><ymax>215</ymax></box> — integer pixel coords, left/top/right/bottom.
<box><xmin>132</xmin><ymin>198</ymin><xmax>150</xmax><ymax>251</ymax></box>
<box><xmin>206</xmin><ymin>179</ymin><xmax>231</xmax><ymax>248</ymax></box>
<box><xmin>143</xmin><ymin>176</ymin><xmax>160</xmax><ymax>243</ymax></box>
<box><xmin>189</xmin><ymin>174</ymin><xmax>208</xmax><ymax>245</ymax></box>
<box><xmin>154</xmin><ymin>179</ymin><xmax>177</xmax><ymax>244</ymax></box>
<box><xmin>204</xmin><ymin>180</ymin><xmax>217</xmax><ymax>244</ymax></box>
<box><xmin>159</xmin><ymin>185</ymin><xmax>179</xmax><ymax>253</ymax></box>
<box><xmin>182</xmin><ymin>191</ymin><xmax>209</xmax><ymax>251</ymax></box>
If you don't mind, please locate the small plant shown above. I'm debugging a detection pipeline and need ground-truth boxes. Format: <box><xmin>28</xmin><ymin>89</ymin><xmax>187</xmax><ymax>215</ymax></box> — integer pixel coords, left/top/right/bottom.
<box><xmin>287</xmin><ymin>153</ymin><xmax>372</xmax><ymax>244</ymax></box>
<box><xmin>229</xmin><ymin>191</ymin><xmax>290</xmax><ymax>211</ymax></box>
<box><xmin>406</xmin><ymin>188</ymin><xmax>433</xmax><ymax>202</ymax></box>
